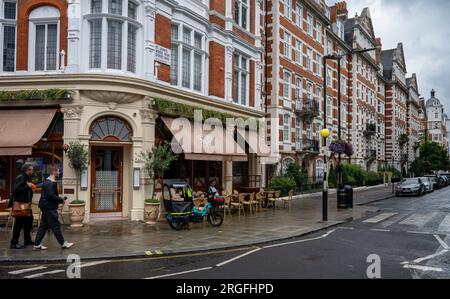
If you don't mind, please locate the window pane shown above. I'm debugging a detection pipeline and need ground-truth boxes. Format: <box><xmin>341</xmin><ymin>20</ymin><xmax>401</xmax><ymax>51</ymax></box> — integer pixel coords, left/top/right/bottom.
<box><xmin>193</xmin><ymin>52</ymin><xmax>202</xmax><ymax>91</ymax></box>
<box><xmin>233</xmin><ymin>70</ymin><xmax>239</xmax><ymax>103</ymax></box>
<box><xmin>182</xmin><ymin>48</ymin><xmax>191</xmax><ymax>88</ymax></box>
<box><xmin>91</xmin><ymin>0</ymin><xmax>102</xmax><ymax>13</ymax></box>
<box><xmin>46</xmin><ymin>24</ymin><xmax>58</xmax><ymax>70</ymax></box>
<box><xmin>170</xmin><ymin>44</ymin><xmax>178</xmax><ymax>85</ymax></box>
<box><xmin>194</xmin><ymin>33</ymin><xmax>202</xmax><ymax>49</ymax></box>
<box><xmin>182</xmin><ymin>27</ymin><xmax>191</xmax><ymax>44</ymax></box>
<box><xmin>171</xmin><ymin>24</ymin><xmax>178</xmax><ymax>40</ymax></box>
<box><xmin>241</xmin><ymin>5</ymin><xmax>247</xmax><ymax>28</ymax></box>
<box><xmin>241</xmin><ymin>73</ymin><xmax>247</xmax><ymax>105</ymax></box>
<box><xmin>89</xmin><ymin>19</ymin><xmax>102</xmax><ymax>68</ymax></box>
<box><xmin>234</xmin><ymin>0</ymin><xmax>240</xmax><ymax>24</ymax></box>
<box><xmin>128</xmin><ymin>0</ymin><xmax>137</xmax><ymax>19</ymax></box>
<box><xmin>3</xmin><ymin>26</ymin><xmax>15</xmax><ymax>72</ymax></box>
<box><xmin>127</xmin><ymin>25</ymin><xmax>137</xmax><ymax>72</ymax></box>
<box><xmin>4</xmin><ymin>1</ymin><xmax>16</xmax><ymax>19</ymax></box>
<box><xmin>35</xmin><ymin>25</ymin><xmax>45</xmax><ymax>71</ymax></box>
<box><xmin>109</xmin><ymin>0</ymin><xmax>122</xmax><ymax>15</ymax></box>
<box><xmin>107</xmin><ymin>20</ymin><xmax>122</xmax><ymax>69</ymax></box>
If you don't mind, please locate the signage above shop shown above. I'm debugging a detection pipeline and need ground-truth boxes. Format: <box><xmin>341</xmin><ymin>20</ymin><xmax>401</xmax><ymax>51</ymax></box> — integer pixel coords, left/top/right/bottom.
<box><xmin>155</xmin><ymin>45</ymin><xmax>171</xmax><ymax>66</ymax></box>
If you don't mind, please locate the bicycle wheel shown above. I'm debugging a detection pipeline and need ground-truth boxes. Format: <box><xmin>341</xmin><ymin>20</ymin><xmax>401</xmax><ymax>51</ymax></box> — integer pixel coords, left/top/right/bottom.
<box><xmin>207</xmin><ymin>212</ymin><xmax>223</xmax><ymax>227</ymax></box>
<box><xmin>168</xmin><ymin>220</ymin><xmax>184</xmax><ymax>231</ymax></box>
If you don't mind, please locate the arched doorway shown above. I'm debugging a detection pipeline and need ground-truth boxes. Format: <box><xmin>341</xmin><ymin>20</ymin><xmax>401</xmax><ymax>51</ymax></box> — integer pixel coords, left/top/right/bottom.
<box><xmin>89</xmin><ymin>116</ymin><xmax>133</xmax><ymax>215</ymax></box>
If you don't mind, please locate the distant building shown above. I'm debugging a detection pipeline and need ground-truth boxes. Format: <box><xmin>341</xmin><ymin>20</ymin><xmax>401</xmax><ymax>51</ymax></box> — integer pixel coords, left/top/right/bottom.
<box><xmin>425</xmin><ymin>90</ymin><xmax>449</xmax><ymax>150</ymax></box>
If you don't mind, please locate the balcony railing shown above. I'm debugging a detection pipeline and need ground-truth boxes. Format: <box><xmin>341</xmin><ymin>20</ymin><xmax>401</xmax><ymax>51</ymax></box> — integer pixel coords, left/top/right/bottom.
<box><xmin>296</xmin><ymin>139</ymin><xmax>320</xmax><ymax>154</ymax></box>
<box><xmin>294</xmin><ymin>98</ymin><xmax>320</xmax><ymax>119</ymax></box>
<box><xmin>363</xmin><ymin>123</ymin><xmax>376</xmax><ymax>138</ymax></box>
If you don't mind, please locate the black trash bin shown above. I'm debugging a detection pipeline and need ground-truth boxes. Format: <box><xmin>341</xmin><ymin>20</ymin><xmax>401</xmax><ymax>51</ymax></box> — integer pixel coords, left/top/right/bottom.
<box><xmin>337</xmin><ymin>185</ymin><xmax>353</xmax><ymax>209</ymax></box>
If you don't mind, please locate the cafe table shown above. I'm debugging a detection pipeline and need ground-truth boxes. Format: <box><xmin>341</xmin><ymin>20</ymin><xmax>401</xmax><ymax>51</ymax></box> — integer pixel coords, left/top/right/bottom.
<box><xmin>262</xmin><ymin>191</ymin><xmax>277</xmax><ymax>208</ymax></box>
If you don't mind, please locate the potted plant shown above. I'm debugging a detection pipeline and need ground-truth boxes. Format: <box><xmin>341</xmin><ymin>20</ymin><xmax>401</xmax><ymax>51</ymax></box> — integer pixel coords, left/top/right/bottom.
<box><xmin>141</xmin><ymin>143</ymin><xmax>176</xmax><ymax>223</ymax></box>
<box><xmin>66</xmin><ymin>142</ymin><xmax>89</xmax><ymax>227</ymax></box>
<box><xmin>144</xmin><ymin>199</ymin><xmax>160</xmax><ymax>224</ymax></box>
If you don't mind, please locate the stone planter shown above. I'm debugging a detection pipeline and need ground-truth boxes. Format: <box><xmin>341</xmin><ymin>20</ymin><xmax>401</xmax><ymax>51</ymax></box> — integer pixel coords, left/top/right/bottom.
<box><xmin>68</xmin><ymin>203</ymin><xmax>86</xmax><ymax>227</ymax></box>
<box><xmin>144</xmin><ymin>203</ymin><xmax>160</xmax><ymax>224</ymax></box>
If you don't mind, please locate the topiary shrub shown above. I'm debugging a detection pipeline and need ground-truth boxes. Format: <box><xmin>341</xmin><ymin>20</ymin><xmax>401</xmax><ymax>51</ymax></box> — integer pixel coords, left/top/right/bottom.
<box><xmin>268</xmin><ymin>176</ymin><xmax>296</xmax><ymax>197</ymax></box>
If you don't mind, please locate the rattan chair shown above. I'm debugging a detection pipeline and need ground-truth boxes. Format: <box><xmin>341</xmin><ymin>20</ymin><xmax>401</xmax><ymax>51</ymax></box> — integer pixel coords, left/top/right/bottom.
<box><xmin>283</xmin><ymin>190</ymin><xmax>294</xmax><ymax>209</ymax></box>
<box><xmin>222</xmin><ymin>195</ymin><xmax>233</xmax><ymax>220</ymax></box>
<box><xmin>231</xmin><ymin>193</ymin><xmax>246</xmax><ymax>216</ymax></box>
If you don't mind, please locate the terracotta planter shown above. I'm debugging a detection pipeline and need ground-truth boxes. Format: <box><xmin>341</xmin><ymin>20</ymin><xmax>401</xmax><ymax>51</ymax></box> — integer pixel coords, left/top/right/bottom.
<box><xmin>68</xmin><ymin>203</ymin><xmax>86</xmax><ymax>227</ymax></box>
<box><xmin>144</xmin><ymin>203</ymin><xmax>160</xmax><ymax>224</ymax></box>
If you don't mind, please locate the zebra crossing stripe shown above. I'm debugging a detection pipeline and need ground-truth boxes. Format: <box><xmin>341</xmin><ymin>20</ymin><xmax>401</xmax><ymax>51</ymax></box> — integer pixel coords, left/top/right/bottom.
<box><xmin>438</xmin><ymin>214</ymin><xmax>450</xmax><ymax>233</ymax></box>
<box><xmin>363</xmin><ymin>213</ymin><xmax>398</xmax><ymax>224</ymax></box>
<box><xmin>9</xmin><ymin>266</ymin><xmax>47</xmax><ymax>275</ymax></box>
<box><xmin>399</xmin><ymin>212</ymin><xmax>437</xmax><ymax>228</ymax></box>
<box><xmin>24</xmin><ymin>270</ymin><xmax>65</xmax><ymax>279</ymax></box>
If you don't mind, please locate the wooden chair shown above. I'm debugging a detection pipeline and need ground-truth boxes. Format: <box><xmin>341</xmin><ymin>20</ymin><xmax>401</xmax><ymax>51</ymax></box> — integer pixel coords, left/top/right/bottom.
<box><xmin>230</xmin><ymin>193</ymin><xmax>246</xmax><ymax>216</ymax></box>
<box><xmin>0</xmin><ymin>208</ymin><xmax>13</xmax><ymax>231</ymax></box>
<box><xmin>283</xmin><ymin>190</ymin><xmax>294</xmax><ymax>209</ymax></box>
<box><xmin>242</xmin><ymin>194</ymin><xmax>253</xmax><ymax>215</ymax></box>
<box><xmin>254</xmin><ymin>192</ymin><xmax>264</xmax><ymax>212</ymax></box>
<box><xmin>248</xmin><ymin>193</ymin><xmax>259</xmax><ymax>213</ymax></box>
<box><xmin>222</xmin><ymin>195</ymin><xmax>233</xmax><ymax>220</ymax></box>
<box><xmin>268</xmin><ymin>191</ymin><xmax>282</xmax><ymax>209</ymax></box>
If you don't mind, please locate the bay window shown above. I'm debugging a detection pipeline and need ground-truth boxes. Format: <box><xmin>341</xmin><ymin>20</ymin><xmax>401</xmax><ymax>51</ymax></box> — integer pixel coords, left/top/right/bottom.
<box><xmin>87</xmin><ymin>0</ymin><xmax>140</xmax><ymax>73</ymax></box>
<box><xmin>171</xmin><ymin>24</ymin><xmax>205</xmax><ymax>92</ymax></box>
<box><xmin>1</xmin><ymin>0</ymin><xmax>16</xmax><ymax>72</ymax></box>
<box><xmin>233</xmin><ymin>53</ymin><xmax>249</xmax><ymax>106</ymax></box>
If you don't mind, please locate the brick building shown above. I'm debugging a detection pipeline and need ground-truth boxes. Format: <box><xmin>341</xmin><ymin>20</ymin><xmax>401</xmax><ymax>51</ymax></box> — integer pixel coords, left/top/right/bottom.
<box><xmin>0</xmin><ymin>0</ymin><xmax>266</xmax><ymax>222</ymax></box>
<box><xmin>406</xmin><ymin>73</ymin><xmax>421</xmax><ymax>163</ymax></box>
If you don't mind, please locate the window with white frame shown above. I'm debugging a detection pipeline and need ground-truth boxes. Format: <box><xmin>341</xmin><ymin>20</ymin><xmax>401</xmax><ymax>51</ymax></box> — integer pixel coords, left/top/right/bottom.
<box><xmin>295</xmin><ymin>1</ymin><xmax>302</xmax><ymax>27</ymax></box>
<box><xmin>296</xmin><ymin>117</ymin><xmax>302</xmax><ymax>145</ymax></box>
<box><xmin>283</xmin><ymin>31</ymin><xmax>291</xmax><ymax>59</ymax></box>
<box><xmin>327</xmin><ymin>96</ymin><xmax>332</xmax><ymax>123</ymax></box>
<box><xmin>283</xmin><ymin>70</ymin><xmax>292</xmax><ymax>100</ymax></box>
<box><xmin>326</xmin><ymin>38</ymin><xmax>332</xmax><ymax>55</ymax></box>
<box><xmin>233</xmin><ymin>53</ymin><xmax>249</xmax><ymax>106</ymax></box>
<box><xmin>340</xmin><ymin>75</ymin><xmax>346</xmax><ymax>95</ymax></box>
<box><xmin>294</xmin><ymin>39</ymin><xmax>302</xmax><ymax>65</ymax></box>
<box><xmin>306</xmin><ymin>122</ymin><xmax>312</xmax><ymax>139</ymax></box>
<box><xmin>295</xmin><ymin>76</ymin><xmax>302</xmax><ymax>107</ymax></box>
<box><xmin>341</xmin><ymin>103</ymin><xmax>346</xmax><ymax>128</ymax></box>
<box><xmin>317</xmin><ymin>123</ymin><xmax>322</xmax><ymax>147</ymax></box>
<box><xmin>316</xmin><ymin>86</ymin><xmax>322</xmax><ymax>110</ymax></box>
<box><xmin>306</xmin><ymin>13</ymin><xmax>313</xmax><ymax>36</ymax></box>
<box><xmin>171</xmin><ymin>24</ymin><xmax>205</xmax><ymax>92</ymax></box>
<box><xmin>29</xmin><ymin>6</ymin><xmax>60</xmax><ymax>72</ymax></box>
<box><xmin>326</xmin><ymin>67</ymin><xmax>333</xmax><ymax>88</ymax></box>
<box><xmin>306</xmin><ymin>47</ymin><xmax>313</xmax><ymax>72</ymax></box>
<box><xmin>316</xmin><ymin>22</ymin><xmax>322</xmax><ymax>43</ymax></box>
<box><xmin>306</xmin><ymin>82</ymin><xmax>313</xmax><ymax>102</ymax></box>
<box><xmin>87</xmin><ymin>0</ymin><xmax>141</xmax><ymax>73</ymax></box>
<box><xmin>1</xmin><ymin>0</ymin><xmax>16</xmax><ymax>72</ymax></box>
<box><xmin>316</xmin><ymin>53</ymin><xmax>322</xmax><ymax>76</ymax></box>
<box><xmin>316</xmin><ymin>160</ymin><xmax>324</xmax><ymax>180</ymax></box>
<box><xmin>284</xmin><ymin>114</ymin><xmax>291</xmax><ymax>143</ymax></box>
<box><xmin>234</xmin><ymin>0</ymin><xmax>249</xmax><ymax>30</ymax></box>
<box><xmin>284</xmin><ymin>0</ymin><xmax>291</xmax><ymax>20</ymax></box>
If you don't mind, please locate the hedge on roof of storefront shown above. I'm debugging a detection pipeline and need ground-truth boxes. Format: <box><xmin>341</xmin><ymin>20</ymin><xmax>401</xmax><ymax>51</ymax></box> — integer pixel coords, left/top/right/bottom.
<box><xmin>0</xmin><ymin>89</ymin><xmax>68</xmax><ymax>102</ymax></box>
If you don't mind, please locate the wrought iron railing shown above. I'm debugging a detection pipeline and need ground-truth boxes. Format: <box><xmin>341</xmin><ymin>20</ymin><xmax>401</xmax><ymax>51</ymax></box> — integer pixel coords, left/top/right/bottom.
<box><xmin>294</xmin><ymin>98</ymin><xmax>320</xmax><ymax>119</ymax></box>
<box><xmin>296</xmin><ymin>139</ymin><xmax>320</xmax><ymax>153</ymax></box>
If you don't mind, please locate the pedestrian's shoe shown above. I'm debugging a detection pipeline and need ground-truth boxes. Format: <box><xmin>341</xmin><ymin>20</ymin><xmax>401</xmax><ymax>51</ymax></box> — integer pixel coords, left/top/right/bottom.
<box><xmin>61</xmin><ymin>242</ymin><xmax>74</xmax><ymax>249</ymax></box>
<box><xmin>32</xmin><ymin>244</ymin><xmax>48</xmax><ymax>251</ymax></box>
<box><xmin>10</xmin><ymin>244</ymin><xmax>25</xmax><ymax>250</ymax></box>
<box><xmin>24</xmin><ymin>241</ymin><xmax>35</xmax><ymax>247</ymax></box>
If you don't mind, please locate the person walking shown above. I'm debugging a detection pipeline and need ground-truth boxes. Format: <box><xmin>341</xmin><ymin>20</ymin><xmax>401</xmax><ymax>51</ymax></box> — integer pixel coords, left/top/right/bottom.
<box><xmin>33</xmin><ymin>165</ymin><xmax>73</xmax><ymax>250</ymax></box>
<box><xmin>10</xmin><ymin>163</ymin><xmax>35</xmax><ymax>249</ymax></box>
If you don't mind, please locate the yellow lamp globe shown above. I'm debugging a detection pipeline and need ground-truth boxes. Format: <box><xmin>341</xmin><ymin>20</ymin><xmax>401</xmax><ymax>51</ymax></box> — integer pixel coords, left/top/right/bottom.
<box><xmin>320</xmin><ymin>128</ymin><xmax>331</xmax><ymax>138</ymax></box>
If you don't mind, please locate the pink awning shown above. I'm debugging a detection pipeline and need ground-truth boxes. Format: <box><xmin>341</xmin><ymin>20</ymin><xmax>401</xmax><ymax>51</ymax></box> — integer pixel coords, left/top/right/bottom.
<box><xmin>0</xmin><ymin>109</ymin><xmax>57</xmax><ymax>156</ymax></box>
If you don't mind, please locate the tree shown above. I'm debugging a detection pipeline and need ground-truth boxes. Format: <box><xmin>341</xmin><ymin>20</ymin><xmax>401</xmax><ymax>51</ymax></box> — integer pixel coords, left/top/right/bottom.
<box><xmin>141</xmin><ymin>143</ymin><xmax>177</xmax><ymax>200</ymax></box>
<box><xmin>285</xmin><ymin>163</ymin><xmax>308</xmax><ymax>191</ymax></box>
<box><xmin>409</xmin><ymin>141</ymin><xmax>450</xmax><ymax>175</ymax></box>
<box><xmin>66</xmin><ymin>142</ymin><xmax>89</xmax><ymax>203</ymax></box>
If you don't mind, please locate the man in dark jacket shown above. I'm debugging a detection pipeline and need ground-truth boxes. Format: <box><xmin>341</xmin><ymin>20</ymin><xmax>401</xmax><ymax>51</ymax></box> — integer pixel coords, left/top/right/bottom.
<box><xmin>10</xmin><ymin>163</ymin><xmax>35</xmax><ymax>249</ymax></box>
<box><xmin>33</xmin><ymin>165</ymin><xmax>73</xmax><ymax>250</ymax></box>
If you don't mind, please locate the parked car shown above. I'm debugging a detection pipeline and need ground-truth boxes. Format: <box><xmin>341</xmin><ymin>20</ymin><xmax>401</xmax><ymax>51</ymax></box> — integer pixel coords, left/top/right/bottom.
<box><xmin>420</xmin><ymin>177</ymin><xmax>434</xmax><ymax>193</ymax></box>
<box><xmin>424</xmin><ymin>175</ymin><xmax>443</xmax><ymax>190</ymax></box>
<box><xmin>395</xmin><ymin>178</ymin><xmax>426</xmax><ymax>197</ymax></box>
<box><xmin>440</xmin><ymin>175</ymin><xmax>450</xmax><ymax>187</ymax></box>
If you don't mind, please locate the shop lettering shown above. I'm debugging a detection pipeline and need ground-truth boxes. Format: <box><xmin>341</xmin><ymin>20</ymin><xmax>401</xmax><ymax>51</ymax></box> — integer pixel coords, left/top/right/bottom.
<box><xmin>176</xmin><ymin>283</ymin><xmax>210</xmax><ymax>297</ymax></box>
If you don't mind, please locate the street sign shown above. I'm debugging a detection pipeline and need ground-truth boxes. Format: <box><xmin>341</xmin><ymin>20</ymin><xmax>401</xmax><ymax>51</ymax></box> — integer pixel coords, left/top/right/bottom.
<box><xmin>155</xmin><ymin>45</ymin><xmax>171</xmax><ymax>66</ymax></box>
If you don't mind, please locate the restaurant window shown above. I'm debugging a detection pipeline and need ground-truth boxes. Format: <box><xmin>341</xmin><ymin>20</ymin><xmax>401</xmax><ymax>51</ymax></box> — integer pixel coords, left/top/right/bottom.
<box><xmin>233</xmin><ymin>53</ymin><xmax>249</xmax><ymax>106</ymax></box>
<box><xmin>1</xmin><ymin>1</ymin><xmax>16</xmax><ymax>72</ymax></box>
<box><xmin>29</xmin><ymin>6</ymin><xmax>60</xmax><ymax>72</ymax></box>
<box><xmin>171</xmin><ymin>24</ymin><xmax>205</xmax><ymax>92</ymax></box>
<box><xmin>234</xmin><ymin>0</ymin><xmax>249</xmax><ymax>30</ymax></box>
<box><xmin>88</xmin><ymin>0</ymin><xmax>141</xmax><ymax>72</ymax></box>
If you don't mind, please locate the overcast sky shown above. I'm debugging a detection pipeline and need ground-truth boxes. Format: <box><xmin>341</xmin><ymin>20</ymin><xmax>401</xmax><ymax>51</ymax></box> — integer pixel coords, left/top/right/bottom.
<box><xmin>341</xmin><ymin>0</ymin><xmax>450</xmax><ymax>113</ymax></box>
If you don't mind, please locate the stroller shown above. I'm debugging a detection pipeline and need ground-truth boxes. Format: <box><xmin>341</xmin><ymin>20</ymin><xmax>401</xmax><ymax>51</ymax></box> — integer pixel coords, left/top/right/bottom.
<box><xmin>163</xmin><ymin>183</ymin><xmax>223</xmax><ymax>230</ymax></box>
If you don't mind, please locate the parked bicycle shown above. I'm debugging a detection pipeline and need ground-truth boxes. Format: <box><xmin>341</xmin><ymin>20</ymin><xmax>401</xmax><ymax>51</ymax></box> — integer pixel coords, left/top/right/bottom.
<box><xmin>162</xmin><ymin>183</ymin><xmax>224</xmax><ymax>231</ymax></box>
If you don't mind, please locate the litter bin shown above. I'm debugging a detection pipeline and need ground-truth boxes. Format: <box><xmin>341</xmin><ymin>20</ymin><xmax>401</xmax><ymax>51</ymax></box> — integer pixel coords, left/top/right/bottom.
<box><xmin>337</xmin><ymin>185</ymin><xmax>353</xmax><ymax>209</ymax></box>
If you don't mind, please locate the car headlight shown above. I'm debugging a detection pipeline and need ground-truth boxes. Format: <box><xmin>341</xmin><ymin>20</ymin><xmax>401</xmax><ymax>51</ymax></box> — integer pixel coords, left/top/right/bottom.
<box><xmin>412</xmin><ymin>186</ymin><xmax>420</xmax><ymax>190</ymax></box>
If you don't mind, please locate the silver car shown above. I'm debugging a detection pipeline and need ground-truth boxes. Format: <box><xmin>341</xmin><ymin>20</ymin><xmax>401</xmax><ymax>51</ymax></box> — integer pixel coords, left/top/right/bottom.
<box><xmin>420</xmin><ymin>177</ymin><xmax>434</xmax><ymax>193</ymax></box>
<box><xmin>395</xmin><ymin>178</ymin><xmax>426</xmax><ymax>197</ymax></box>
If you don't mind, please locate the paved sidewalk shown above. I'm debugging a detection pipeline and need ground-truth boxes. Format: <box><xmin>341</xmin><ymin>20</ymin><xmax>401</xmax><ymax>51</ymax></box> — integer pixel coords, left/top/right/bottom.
<box><xmin>0</xmin><ymin>185</ymin><xmax>391</xmax><ymax>262</ymax></box>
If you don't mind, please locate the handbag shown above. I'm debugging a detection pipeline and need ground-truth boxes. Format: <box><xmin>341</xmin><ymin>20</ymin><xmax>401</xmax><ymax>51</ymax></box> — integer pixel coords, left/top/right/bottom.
<box><xmin>11</xmin><ymin>202</ymin><xmax>32</xmax><ymax>218</ymax></box>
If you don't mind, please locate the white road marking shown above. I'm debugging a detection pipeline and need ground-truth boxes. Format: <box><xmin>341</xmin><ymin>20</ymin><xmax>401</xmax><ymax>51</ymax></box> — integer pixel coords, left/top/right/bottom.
<box><xmin>434</xmin><ymin>235</ymin><xmax>450</xmax><ymax>250</ymax></box>
<box><xmin>337</xmin><ymin>227</ymin><xmax>354</xmax><ymax>230</ymax></box>
<box><xmin>407</xmin><ymin>231</ymin><xmax>433</xmax><ymax>235</ymax></box>
<box><xmin>412</xmin><ymin>249</ymin><xmax>448</xmax><ymax>264</ymax></box>
<box><xmin>403</xmin><ymin>264</ymin><xmax>443</xmax><ymax>272</ymax></box>
<box><xmin>399</xmin><ymin>212</ymin><xmax>437</xmax><ymax>228</ymax></box>
<box><xmin>216</xmin><ymin>248</ymin><xmax>262</xmax><ymax>267</ymax></box>
<box><xmin>438</xmin><ymin>214</ymin><xmax>450</xmax><ymax>233</ymax></box>
<box><xmin>363</xmin><ymin>212</ymin><xmax>398</xmax><ymax>224</ymax></box>
<box><xmin>380</xmin><ymin>212</ymin><xmax>412</xmax><ymax>228</ymax></box>
<box><xmin>8</xmin><ymin>266</ymin><xmax>47</xmax><ymax>275</ymax></box>
<box><xmin>78</xmin><ymin>260</ymin><xmax>111</xmax><ymax>268</ymax></box>
<box><xmin>24</xmin><ymin>270</ymin><xmax>65</xmax><ymax>279</ymax></box>
<box><xmin>144</xmin><ymin>267</ymin><xmax>213</xmax><ymax>279</ymax></box>
<box><xmin>370</xmin><ymin>229</ymin><xmax>391</xmax><ymax>232</ymax></box>
<box><xmin>263</xmin><ymin>229</ymin><xmax>336</xmax><ymax>249</ymax></box>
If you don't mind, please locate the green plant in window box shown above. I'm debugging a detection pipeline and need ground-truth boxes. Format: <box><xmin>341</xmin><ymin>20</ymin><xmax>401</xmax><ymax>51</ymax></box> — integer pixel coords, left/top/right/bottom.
<box><xmin>0</xmin><ymin>89</ymin><xmax>68</xmax><ymax>102</ymax></box>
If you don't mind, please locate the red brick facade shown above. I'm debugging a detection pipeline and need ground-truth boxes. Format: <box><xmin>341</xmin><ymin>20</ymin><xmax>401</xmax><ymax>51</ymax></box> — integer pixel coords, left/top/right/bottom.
<box><xmin>209</xmin><ymin>42</ymin><xmax>226</xmax><ymax>98</ymax></box>
<box><xmin>155</xmin><ymin>14</ymin><xmax>171</xmax><ymax>83</ymax></box>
